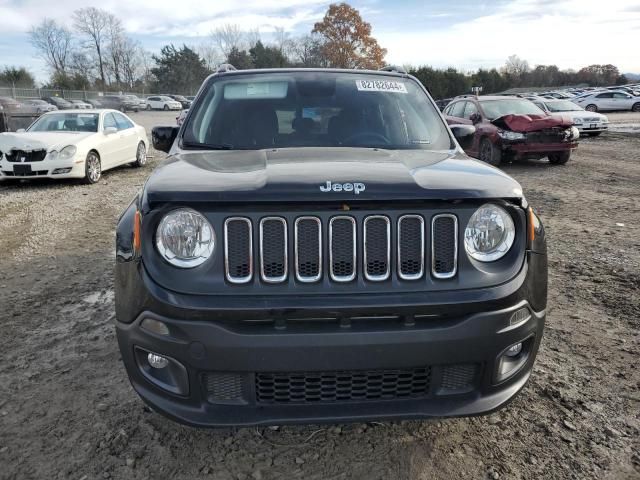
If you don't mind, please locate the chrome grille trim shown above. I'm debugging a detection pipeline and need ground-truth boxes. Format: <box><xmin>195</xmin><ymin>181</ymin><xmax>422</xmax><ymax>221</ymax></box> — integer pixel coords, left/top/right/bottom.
<box><xmin>431</xmin><ymin>214</ymin><xmax>458</xmax><ymax>279</ymax></box>
<box><xmin>363</xmin><ymin>215</ymin><xmax>391</xmax><ymax>281</ymax></box>
<box><xmin>224</xmin><ymin>217</ymin><xmax>253</xmax><ymax>284</ymax></box>
<box><xmin>397</xmin><ymin>214</ymin><xmax>425</xmax><ymax>280</ymax></box>
<box><xmin>294</xmin><ymin>216</ymin><xmax>322</xmax><ymax>283</ymax></box>
<box><xmin>329</xmin><ymin>216</ymin><xmax>356</xmax><ymax>283</ymax></box>
<box><xmin>259</xmin><ymin>217</ymin><xmax>288</xmax><ymax>283</ymax></box>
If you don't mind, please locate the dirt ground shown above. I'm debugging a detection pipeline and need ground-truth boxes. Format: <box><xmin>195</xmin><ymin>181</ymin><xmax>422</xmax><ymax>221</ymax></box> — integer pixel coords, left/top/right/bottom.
<box><xmin>0</xmin><ymin>111</ymin><xmax>638</xmax><ymax>480</ymax></box>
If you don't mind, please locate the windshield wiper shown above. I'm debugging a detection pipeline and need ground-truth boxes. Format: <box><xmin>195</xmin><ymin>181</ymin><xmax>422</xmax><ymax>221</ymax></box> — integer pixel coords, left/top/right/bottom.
<box><xmin>182</xmin><ymin>141</ymin><xmax>235</xmax><ymax>150</ymax></box>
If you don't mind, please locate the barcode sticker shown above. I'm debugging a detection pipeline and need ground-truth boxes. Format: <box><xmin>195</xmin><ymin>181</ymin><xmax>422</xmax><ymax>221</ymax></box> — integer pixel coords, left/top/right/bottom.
<box><xmin>356</xmin><ymin>80</ymin><xmax>408</xmax><ymax>93</ymax></box>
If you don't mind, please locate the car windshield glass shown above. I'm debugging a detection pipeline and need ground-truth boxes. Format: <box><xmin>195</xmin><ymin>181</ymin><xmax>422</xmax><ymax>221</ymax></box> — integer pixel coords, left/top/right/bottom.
<box><xmin>183</xmin><ymin>71</ymin><xmax>452</xmax><ymax>150</ymax></box>
<box><xmin>29</xmin><ymin>113</ymin><xmax>99</xmax><ymax>132</ymax></box>
<box><xmin>480</xmin><ymin>99</ymin><xmax>545</xmax><ymax>120</ymax></box>
<box><xmin>546</xmin><ymin>100</ymin><xmax>582</xmax><ymax>112</ymax></box>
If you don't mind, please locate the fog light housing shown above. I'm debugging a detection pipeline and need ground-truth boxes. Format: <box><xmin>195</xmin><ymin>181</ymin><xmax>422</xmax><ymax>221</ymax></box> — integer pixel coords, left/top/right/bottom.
<box><xmin>52</xmin><ymin>167</ymin><xmax>72</xmax><ymax>174</ymax></box>
<box><xmin>495</xmin><ymin>337</ymin><xmax>534</xmax><ymax>383</ymax></box>
<box><xmin>134</xmin><ymin>347</ymin><xmax>189</xmax><ymax>396</ymax></box>
<box><xmin>147</xmin><ymin>353</ymin><xmax>169</xmax><ymax>369</ymax></box>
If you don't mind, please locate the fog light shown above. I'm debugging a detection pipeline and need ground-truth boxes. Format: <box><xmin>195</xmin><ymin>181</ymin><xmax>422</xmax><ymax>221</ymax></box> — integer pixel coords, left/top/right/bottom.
<box><xmin>147</xmin><ymin>353</ymin><xmax>169</xmax><ymax>369</ymax></box>
<box><xmin>505</xmin><ymin>342</ymin><xmax>523</xmax><ymax>357</ymax></box>
<box><xmin>52</xmin><ymin>167</ymin><xmax>72</xmax><ymax>174</ymax></box>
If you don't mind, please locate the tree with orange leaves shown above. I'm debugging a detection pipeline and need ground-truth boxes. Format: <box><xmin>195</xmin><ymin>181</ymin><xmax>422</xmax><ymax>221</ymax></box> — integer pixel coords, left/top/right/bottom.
<box><xmin>312</xmin><ymin>3</ymin><xmax>387</xmax><ymax>70</ymax></box>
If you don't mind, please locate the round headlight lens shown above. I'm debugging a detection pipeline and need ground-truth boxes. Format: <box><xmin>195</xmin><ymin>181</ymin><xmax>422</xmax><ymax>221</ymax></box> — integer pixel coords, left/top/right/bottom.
<box><xmin>59</xmin><ymin>145</ymin><xmax>77</xmax><ymax>160</ymax></box>
<box><xmin>464</xmin><ymin>204</ymin><xmax>515</xmax><ymax>262</ymax></box>
<box><xmin>156</xmin><ymin>208</ymin><xmax>215</xmax><ymax>268</ymax></box>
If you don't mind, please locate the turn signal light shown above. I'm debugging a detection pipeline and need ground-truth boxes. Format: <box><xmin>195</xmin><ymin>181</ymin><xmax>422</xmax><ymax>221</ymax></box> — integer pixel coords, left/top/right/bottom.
<box><xmin>133</xmin><ymin>210</ymin><xmax>142</xmax><ymax>253</ymax></box>
<box><xmin>527</xmin><ymin>207</ymin><xmax>535</xmax><ymax>244</ymax></box>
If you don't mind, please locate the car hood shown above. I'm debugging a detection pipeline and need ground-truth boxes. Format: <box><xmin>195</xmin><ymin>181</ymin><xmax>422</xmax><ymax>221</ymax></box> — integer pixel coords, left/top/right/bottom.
<box><xmin>491</xmin><ymin>114</ymin><xmax>574</xmax><ymax>132</ymax></box>
<box><xmin>143</xmin><ymin>147</ymin><xmax>523</xmax><ymax>207</ymax></box>
<box><xmin>560</xmin><ymin>111</ymin><xmax>607</xmax><ymax>121</ymax></box>
<box><xmin>0</xmin><ymin>131</ymin><xmax>94</xmax><ymax>152</ymax></box>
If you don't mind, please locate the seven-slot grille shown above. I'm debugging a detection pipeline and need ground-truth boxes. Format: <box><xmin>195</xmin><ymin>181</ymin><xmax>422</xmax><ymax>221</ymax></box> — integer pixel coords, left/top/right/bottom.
<box><xmin>223</xmin><ymin>213</ymin><xmax>458</xmax><ymax>284</ymax></box>
<box><xmin>5</xmin><ymin>149</ymin><xmax>47</xmax><ymax>163</ymax></box>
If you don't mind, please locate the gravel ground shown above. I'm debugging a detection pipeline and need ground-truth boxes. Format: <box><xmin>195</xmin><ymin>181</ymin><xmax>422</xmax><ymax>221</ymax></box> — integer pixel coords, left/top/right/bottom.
<box><xmin>0</xmin><ymin>111</ymin><xmax>639</xmax><ymax>480</ymax></box>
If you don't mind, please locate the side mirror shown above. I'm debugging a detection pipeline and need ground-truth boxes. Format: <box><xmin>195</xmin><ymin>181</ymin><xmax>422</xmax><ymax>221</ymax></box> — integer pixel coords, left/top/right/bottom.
<box><xmin>16</xmin><ymin>128</ymin><xmax>26</xmax><ymax>133</ymax></box>
<box><xmin>469</xmin><ymin>113</ymin><xmax>482</xmax><ymax>124</ymax></box>
<box><xmin>104</xmin><ymin>126</ymin><xmax>118</xmax><ymax>135</ymax></box>
<box><xmin>152</xmin><ymin>126</ymin><xmax>179</xmax><ymax>153</ymax></box>
<box><xmin>450</xmin><ymin>124</ymin><xmax>476</xmax><ymax>150</ymax></box>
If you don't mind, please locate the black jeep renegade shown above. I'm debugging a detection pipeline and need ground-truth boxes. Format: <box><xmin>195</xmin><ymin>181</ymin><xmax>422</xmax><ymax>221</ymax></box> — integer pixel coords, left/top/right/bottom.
<box><xmin>115</xmin><ymin>67</ymin><xmax>547</xmax><ymax>427</ymax></box>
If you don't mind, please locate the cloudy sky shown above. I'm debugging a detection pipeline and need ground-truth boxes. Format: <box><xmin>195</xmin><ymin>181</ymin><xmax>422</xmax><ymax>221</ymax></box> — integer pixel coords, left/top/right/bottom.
<box><xmin>1</xmin><ymin>0</ymin><xmax>639</xmax><ymax>82</ymax></box>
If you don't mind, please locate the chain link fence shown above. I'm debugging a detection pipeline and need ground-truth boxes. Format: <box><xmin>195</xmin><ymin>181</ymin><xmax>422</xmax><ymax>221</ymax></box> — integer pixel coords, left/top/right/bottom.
<box><xmin>0</xmin><ymin>85</ymin><xmax>152</xmax><ymax>100</ymax></box>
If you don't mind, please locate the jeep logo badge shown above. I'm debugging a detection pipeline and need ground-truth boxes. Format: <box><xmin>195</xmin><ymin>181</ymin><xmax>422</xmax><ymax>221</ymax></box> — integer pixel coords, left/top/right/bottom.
<box><xmin>320</xmin><ymin>181</ymin><xmax>366</xmax><ymax>195</ymax></box>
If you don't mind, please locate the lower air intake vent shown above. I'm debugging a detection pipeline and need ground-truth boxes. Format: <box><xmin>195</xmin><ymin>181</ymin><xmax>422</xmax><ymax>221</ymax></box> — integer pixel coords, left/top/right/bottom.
<box><xmin>203</xmin><ymin>373</ymin><xmax>244</xmax><ymax>403</ymax></box>
<box><xmin>256</xmin><ymin>366</ymin><xmax>432</xmax><ymax>404</ymax></box>
<box><xmin>438</xmin><ymin>364</ymin><xmax>478</xmax><ymax>394</ymax></box>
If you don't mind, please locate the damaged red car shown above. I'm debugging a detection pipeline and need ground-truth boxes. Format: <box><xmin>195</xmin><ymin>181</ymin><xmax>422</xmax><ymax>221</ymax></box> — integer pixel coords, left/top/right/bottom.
<box><xmin>443</xmin><ymin>95</ymin><xmax>579</xmax><ymax>166</ymax></box>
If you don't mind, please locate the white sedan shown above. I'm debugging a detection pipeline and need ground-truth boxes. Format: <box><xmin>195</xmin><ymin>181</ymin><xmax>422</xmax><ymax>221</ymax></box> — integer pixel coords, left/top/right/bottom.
<box><xmin>531</xmin><ymin>99</ymin><xmax>609</xmax><ymax>136</ymax></box>
<box><xmin>0</xmin><ymin>109</ymin><xmax>148</xmax><ymax>184</ymax></box>
<box><xmin>145</xmin><ymin>96</ymin><xmax>182</xmax><ymax>111</ymax></box>
<box><xmin>572</xmin><ymin>90</ymin><xmax>640</xmax><ymax>112</ymax></box>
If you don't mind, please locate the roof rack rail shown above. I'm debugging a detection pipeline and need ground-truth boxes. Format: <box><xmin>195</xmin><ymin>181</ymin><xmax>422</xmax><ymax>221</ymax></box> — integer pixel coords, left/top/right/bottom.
<box><xmin>216</xmin><ymin>63</ymin><xmax>237</xmax><ymax>73</ymax></box>
<box><xmin>379</xmin><ymin>65</ymin><xmax>407</xmax><ymax>74</ymax></box>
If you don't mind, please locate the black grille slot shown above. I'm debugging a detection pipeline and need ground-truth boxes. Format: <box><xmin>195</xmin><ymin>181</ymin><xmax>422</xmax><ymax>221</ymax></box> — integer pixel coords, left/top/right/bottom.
<box><xmin>295</xmin><ymin>217</ymin><xmax>321</xmax><ymax>282</ymax></box>
<box><xmin>224</xmin><ymin>218</ymin><xmax>252</xmax><ymax>283</ymax></box>
<box><xmin>432</xmin><ymin>215</ymin><xmax>457</xmax><ymax>278</ymax></box>
<box><xmin>203</xmin><ymin>373</ymin><xmax>244</xmax><ymax>403</ymax></box>
<box><xmin>256</xmin><ymin>366</ymin><xmax>432</xmax><ymax>404</ymax></box>
<box><xmin>398</xmin><ymin>215</ymin><xmax>424</xmax><ymax>280</ymax></box>
<box><xmin>438</xmin><ymin>364</ymin><xmax>478</xmax><ymax>394</ymax></box>
<box><xmin>5</xmin><ymin>150</ymin><xmax>47</xmax><ymax>162</ymax></box>
<box><xmin>329</xmin><ymin>216</ymin><xmax>356</xmax><ymax>282</ymax></box>
<box><xmin>364</xmin><ymin>216</ymin><xmax>390</xmax><ymax>281</ymax></box>
<box><xmin>260</xmin><ymin>217</ymin><xmax>287</xmax><ymax>282</ymax></box>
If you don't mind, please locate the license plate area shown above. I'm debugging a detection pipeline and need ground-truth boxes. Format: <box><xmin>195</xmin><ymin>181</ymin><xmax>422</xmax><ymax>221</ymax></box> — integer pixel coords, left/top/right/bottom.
<box><xmin>14</xmin><ymin>164</ymin><xmax>32</xmax><ymax>175</ymax></box>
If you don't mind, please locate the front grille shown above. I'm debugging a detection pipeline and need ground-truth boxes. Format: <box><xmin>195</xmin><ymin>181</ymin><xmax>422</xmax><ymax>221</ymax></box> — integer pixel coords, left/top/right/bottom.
<box><xmin>295</xmin><ymin>217</ymin><xmax>322</xmax><ymax>282</ymax></box>
<box><xmin>398</xmin><ymin>215</ymin><xmax>424</xmax><ymax>280</ymax></box>
<box><xmin>256</xmin><ymin>366</ymin><xmax>432</xmax><ymax>404</ymax></box>
<box><xmin>224</xmin><ymin>217</ymin><xmax>253</xmax><ymax>284</ymax></box>
<box><xmin>363</xmin><ymin>216</ymin><xmax>390</xmax><ymax>281</ymax></box>
<box><xmin>431</xmin><ymin>214</ymin><xmax>458</xmax><ymax>278</ymax></box>
<box><xmin>223</xmin><ymin>212</ymin><xmax>459</xmax><ymax>285</ymax></box>
<box><xmin>260</xmin><ymin>217</ymin><xmax>287</xmax><ymax>283</ymax></box>
<box><xmin>2</xmin><ymin>169</ymin><xmax>48</xmax><ymax>177</ymax></box>
<box><xmin>5</xmin><ymin>150</ymin><xmax>47</xmax><ymax>162</ymax></box>
<box><xmin>329</xmin><ymin>216</ymin><xmax>356</xmax><ymax>282</ymax></box>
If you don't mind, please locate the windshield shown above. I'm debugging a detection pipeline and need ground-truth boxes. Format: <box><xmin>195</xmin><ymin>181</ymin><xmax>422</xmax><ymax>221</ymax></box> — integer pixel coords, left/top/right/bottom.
<box><xmin>182</xmin><ymin>71</ymin><xmax>452</xmax><ymax>150</ymax></box>
<box><xmin>545</xmin><ymin>100</ymin><xmax>582</xmax><ymax>112</ymax></box>
<box><xmin>480</xmin><ymin>99</ymin><xmax>546</xmax><ymax>120</ymax></box>
<box><xmin>28</xmin><ymin>113</ymin><xmax>99</xmax><ymax>132</ymax></box>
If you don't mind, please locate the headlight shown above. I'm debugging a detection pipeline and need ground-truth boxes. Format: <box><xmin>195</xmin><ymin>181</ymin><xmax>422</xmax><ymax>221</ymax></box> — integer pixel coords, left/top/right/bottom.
<box><xmin>497</xmin><ymin>130</ymin><xmax>525</xmax><ymax>141</ymax></box>
<box><xmin>48</xmin><ymin>149</ymin><xmax>58</xmax><ymax>160</ymax></box>
<box><xmin>464</xmin><ymin>204</ymin><xmax>515</xmax><ymax>262</ymax></box>
<box><xmin>572</xmin><ymin>117</ymin><xmax>583</xmax><ymax>124</ymax></box>
<box><xmin>156</xmin><ymin>208</ymin><xmax>215</xmax><ymax>268</ymax></box>
<box><xmin>59</xmin><ymin>145</ymin><xmax>77</xmax><ymax>160</ymax></box>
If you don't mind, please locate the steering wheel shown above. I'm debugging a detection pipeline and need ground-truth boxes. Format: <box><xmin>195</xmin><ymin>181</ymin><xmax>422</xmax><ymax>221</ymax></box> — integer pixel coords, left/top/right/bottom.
<box><xmin>342</xmin><ymin>131</ymin><xmax>391</xmax><ymax>146</ymax></box>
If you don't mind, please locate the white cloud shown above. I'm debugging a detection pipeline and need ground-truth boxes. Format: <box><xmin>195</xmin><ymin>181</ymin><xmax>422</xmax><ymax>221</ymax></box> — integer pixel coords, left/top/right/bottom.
<box><xmin>379</xmin><ymin>0</ymin><xmax>640</xmax><ymax>72</ymax></box>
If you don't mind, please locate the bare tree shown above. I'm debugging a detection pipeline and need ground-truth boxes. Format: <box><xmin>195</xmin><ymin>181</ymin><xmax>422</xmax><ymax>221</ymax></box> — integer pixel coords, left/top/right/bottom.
<box><xmin>105</xmin><ymin>13</ymin><xmax>126</xmax><ymax>86</ymax></box>
<box><xmin>211</xmin><ymin>24</ymin><xmax>244</xmax><ymax>58</ymax></box>
<box><xmin>120</xmin><ymin>39</ymin><xmax>143</xmax><ymax>89</ymax></box>
<box><xmin>502</xmin><ymin>55</ymin><xmax>530</xmax><ymax>77</ymax></box>
<box><xmin>290</xmin><ymin>35</ymin><xmax>327</xmax><ymax>67</ymax></box>
<box><xmin>246</xmin><ymin>28</ymin><xmax>261</xmax><ymax>50</ymax></box>
<box><xmin>197</xmin><ymin>42</ymin><xmax>222</xmax><ymax>71</ymax></box>
<box><xmin>273</xmin><ymin>26</ymin><xmax>294</xmax><ymax>57</ymax></box>
<box><xmin>29</xmin><ymin>19</ymin><xmax>73</xmax><ymax>75</ymax></box>
<box><xmin>73</xmin><ymin>7</ymin><xmax>110</xmax><ymax>85</ymax></box>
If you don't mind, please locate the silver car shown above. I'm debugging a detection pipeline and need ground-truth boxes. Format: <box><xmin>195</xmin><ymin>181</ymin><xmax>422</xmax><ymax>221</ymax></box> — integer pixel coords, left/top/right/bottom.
<box><xmin>573</xmin><ymin>90</ymin><xmax>640</xmax><ymax>112</ymax></box>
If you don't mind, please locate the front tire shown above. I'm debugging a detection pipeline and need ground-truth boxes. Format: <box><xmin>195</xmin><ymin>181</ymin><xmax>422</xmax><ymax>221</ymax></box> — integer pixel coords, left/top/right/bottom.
<box><xmin>84</xmin><ymin>151</ymin><xmax>102</xmax><ymax>184</ymax></box>
<box><xmin>163</xmin><ymin>104</ymin><xmax>169</xmax><ymax>111</ymax></box>
<box><xmin>133</xmin><ymin>142</ymin><xmax>147</xmax><ymax>168</ymax></box>
<box><xmin>585</xmin><ymin>104</ymin><xmax>598</xmax><ymax>112</ymax></box>
<box><xmin>632</xmin><ymin>103</ymin><xmax>640</xmax><ymax>112</ymax></box>
<box><xmin>548</xmin><ymin>151</ymin><xmax>571</xmax><ymax>165</ymax></box>
<box><xmin>146</xmin><ymin>104</ymin><xmax>151</xmax><ymax>111</ymax></box>
<box><xmin>479</xmin><ymin>138</ymin><xmax>502</xmax><ymax>166</ymax></box>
